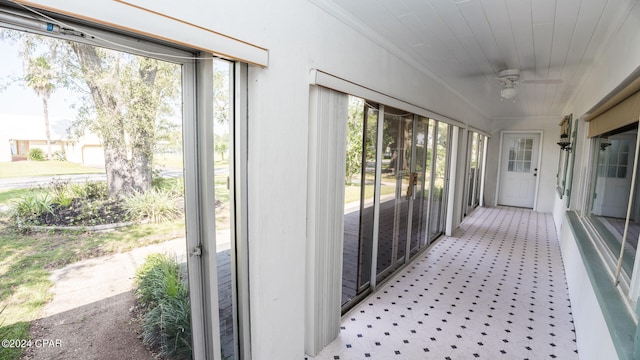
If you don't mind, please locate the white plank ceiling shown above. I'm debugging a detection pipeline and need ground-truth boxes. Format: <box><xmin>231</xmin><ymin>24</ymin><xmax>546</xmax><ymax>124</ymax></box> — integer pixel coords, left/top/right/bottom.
<box><xmin>313</xmin><ymin>0</ymin><xmax>637</xmax><ymax>119</ymax></box>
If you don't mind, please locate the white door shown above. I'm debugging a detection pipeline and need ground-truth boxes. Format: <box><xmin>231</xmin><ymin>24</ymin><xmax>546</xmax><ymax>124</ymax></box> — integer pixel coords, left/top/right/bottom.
<box><xmin>498</xmin><ymin>133</ymin><xmax>540</xmax><ymax>208</ymax></box>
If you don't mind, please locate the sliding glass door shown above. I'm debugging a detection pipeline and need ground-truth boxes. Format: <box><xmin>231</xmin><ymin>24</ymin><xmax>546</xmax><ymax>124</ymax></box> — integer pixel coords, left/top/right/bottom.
<box><xmin>409</xmin><ymin>117</ymin><xmax>430</xmax><ymax>256</ymax></box>
<box><xmin>465</xmin><ymin>132</ymin><xmax>485</xmax><ymax>216</ymax></box>
<box><xmin>376</xmin><ymin>106</ymin><xmax>412</xmax><ymax>280</ymax></box>
<box><xmin>341</xmin><ymin>97</ymin><xmax>452</xmax><ymax>312</ymax></box>
<box><xmin>342</xmin><ymin>98</ymin><xmax>378</xmax><ymax>306</ymax></box>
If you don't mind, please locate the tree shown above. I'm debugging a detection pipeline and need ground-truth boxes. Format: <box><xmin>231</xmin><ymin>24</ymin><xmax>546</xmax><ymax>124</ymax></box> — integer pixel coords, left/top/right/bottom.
<box><xmin>68</xmin><ymin>42</ymin><xmax>180</xmax><ymax>197</ymax></box>
<box><xmin>24</xmin><ymin>56</ymin><xmax>56</xmax><ymax>160</ymax></box>
<box><xmin>214</xmin><ymin>133</ymin><xmax>229</xmax><ymax>161</ymax></box>
<box><xmin>4</xmin><ymin>28</ymin><xmax>180</xmax><ymax>198</ymax></box>
<box><xmin>345</xmin><ymin>97</ymin><xmax>365</xmax><ymax>184</ymax></box>
<box><xmin>213</xmin><ymin>60</ymin><xmax>230</xmax><ymax>126</ymax></box>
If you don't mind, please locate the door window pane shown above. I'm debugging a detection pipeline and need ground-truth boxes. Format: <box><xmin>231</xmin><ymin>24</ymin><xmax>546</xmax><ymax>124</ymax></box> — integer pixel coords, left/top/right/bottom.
<box><xmin>508</xmin><ymin>137</ymin><xmax>533</xmax><ymax>173</ymax></box>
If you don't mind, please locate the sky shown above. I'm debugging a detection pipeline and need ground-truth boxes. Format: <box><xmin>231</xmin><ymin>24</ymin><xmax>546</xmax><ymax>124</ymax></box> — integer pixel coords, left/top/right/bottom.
<box><xmin>0</xmin><ymin>28</ymin><xmax>230</xmax><ymax>136</ymax></box>
<box><xmin>0</xmin><ymin>39</ymin><xmax>79</xmax><ymax>120</ymax></box>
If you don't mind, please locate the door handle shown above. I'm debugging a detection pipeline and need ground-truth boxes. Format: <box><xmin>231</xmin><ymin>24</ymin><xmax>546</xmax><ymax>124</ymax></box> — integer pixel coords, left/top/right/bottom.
<box><xmin>406</xmin><ymin>172</ymin><xmax>418</xmax><ymax>198</ymax></box>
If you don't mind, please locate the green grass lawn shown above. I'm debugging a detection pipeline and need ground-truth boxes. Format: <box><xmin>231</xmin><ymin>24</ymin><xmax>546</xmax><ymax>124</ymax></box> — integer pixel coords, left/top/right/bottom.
<box><xmin>0</xmin><ymin>161</ymin><xmax>104</xmax><ymax>178</ymax></box>
<box><xmin>0</xmin><ymin>188</ymin><xmax>186</xmax><ymax>360</ymax></box>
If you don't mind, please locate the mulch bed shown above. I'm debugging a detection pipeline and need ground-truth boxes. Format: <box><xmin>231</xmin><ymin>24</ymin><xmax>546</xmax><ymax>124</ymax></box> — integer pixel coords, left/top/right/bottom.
<box><xmin>32</xmin><ymin>198</ymin><xmax>130</xmax><ymax>227</ymax></box>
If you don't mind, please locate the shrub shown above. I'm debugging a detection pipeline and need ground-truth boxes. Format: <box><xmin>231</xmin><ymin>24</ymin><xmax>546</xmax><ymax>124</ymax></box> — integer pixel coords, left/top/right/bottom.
<box><xmin>52</xmin><ymin>150</ymin><xmax>67</xmax><ymax>161</ymax></box>
<box><xmin>82</xmin><ymin>182</ymin><xmax>109</xmax><ymax>200</ymax></box>
<box><xmin>123</xmin><ymin>189</ymin><xmax>181</xmax><ymax>223</ymax></box>
<box><xmin>136</xmin><ymin>254</ymin><xmax>191</xmax><ymax>359</ymax></box>
<box><xmin>135</xmin><ymin>253</ymin><xmax>177</xmax><ymax>305</ymax></box>
<box><xmin>27</xmin><ymin>148</ymin><xmax>45</xmax><ymax>161</ymax></box>
<box><xmin>9</xmin><ymin>180</ymin><xmax>124</xmax><ymax>227</ymax></box>
<box><xmin>153</xmin><ymin>177</ymin><xmax>185</xmax><ymax>197</ymax></box>
<box><xmin>10</xmin><ymin>192</ymin><xmax>53</xmax><ymax>223</ymax></box>
<box><xmin>48</xmin><ymin>179</ymin><xmax>75</xmax><ymax>207</ymax></box>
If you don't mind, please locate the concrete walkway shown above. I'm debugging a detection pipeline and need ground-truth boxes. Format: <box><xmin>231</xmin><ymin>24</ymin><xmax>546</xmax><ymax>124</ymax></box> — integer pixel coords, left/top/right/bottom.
<box><xmin>26</xmin><ymin>229</ymin><xmax>231</xmax><ymax>359</ymax></box>
<box><xmin>44</xmin><ymin>238</ymin><xmax>188</xmax><ymax>317</ymax></box>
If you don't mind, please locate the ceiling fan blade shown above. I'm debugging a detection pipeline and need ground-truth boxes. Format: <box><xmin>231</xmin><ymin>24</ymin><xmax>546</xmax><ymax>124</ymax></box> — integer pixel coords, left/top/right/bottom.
<box><xmin>521</xmin><ymin>79</ymin><xmax>563</xmax><ymax>84</ymax></box>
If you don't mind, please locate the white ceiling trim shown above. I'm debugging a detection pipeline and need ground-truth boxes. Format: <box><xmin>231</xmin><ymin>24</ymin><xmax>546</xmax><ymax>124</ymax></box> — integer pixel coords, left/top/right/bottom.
<box><xmin>307</xmin><ymin>0</ymin><xmax>489</xmax><ymax>120</ymax></box>
<box><xmin>11</xmin><ymin>0</ymin><xmax>269</xmax><ymax>67</ymax></box>
<box><xmin>310</xmin><ymin>69</ymin><xmax>467</xmax><ymax>129</ymax></box>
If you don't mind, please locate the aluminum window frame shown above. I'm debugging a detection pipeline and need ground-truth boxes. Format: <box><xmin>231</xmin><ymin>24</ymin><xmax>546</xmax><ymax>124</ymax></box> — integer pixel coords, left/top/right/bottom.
<box><xmin>0</xmin><ymin>7</ymin><xmax>251</xmax><ymax>358</ymax></box>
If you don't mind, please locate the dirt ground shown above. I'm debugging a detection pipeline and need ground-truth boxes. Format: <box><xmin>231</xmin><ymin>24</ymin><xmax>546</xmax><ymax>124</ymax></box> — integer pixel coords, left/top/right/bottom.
<box><xmin>22</xmin><ymin>239</ymin><xmax>187</xmax><ymax>360</ymax></box>
<box><xmin>24</xmin><ymin>291</ymin><xmax>152</xmax><ymax>360</ymax></box>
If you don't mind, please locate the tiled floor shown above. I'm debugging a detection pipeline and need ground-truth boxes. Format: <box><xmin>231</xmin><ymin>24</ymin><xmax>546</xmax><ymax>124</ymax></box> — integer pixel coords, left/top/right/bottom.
<box><xmin>309</xmin><ymin>206</ymin><xmax>578</xmax><ymax>360</ymax></box>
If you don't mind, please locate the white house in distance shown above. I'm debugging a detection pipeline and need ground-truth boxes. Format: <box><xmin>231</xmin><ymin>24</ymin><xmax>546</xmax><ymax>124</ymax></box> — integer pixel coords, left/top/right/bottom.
<box><xmin>0</xmin><ymin>114</ymin><xmax>104</xmax><ymax>168</ymax></box>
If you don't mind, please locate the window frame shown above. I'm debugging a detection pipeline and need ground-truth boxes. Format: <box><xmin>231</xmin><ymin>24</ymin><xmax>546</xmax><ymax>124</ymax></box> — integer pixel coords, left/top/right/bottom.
<box><xmin>0</xmin><ymin>8</ymin><xmax>250</xmax><ymax>359</ymax></box>
<box><xmin>579</xmin><ymin>121</ymin><xmax>640</xmax><ymax>303</ymax></box>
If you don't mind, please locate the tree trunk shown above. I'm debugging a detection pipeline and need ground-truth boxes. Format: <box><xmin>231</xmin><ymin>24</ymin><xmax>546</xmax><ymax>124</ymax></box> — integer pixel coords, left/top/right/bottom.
<box><xmin>70</xmin><ymin>42</ymin><xmax>155</xmax><ymax>198</ymax></box>
<box><xmin>42</xmin><ymin>97</ymin><xmax>52</xmax><ymax>160</ymax></box>
<box><xmin>70</xmin><ymin>42</ymin><xmax>134</xmax><ymax>198</ymax></box>
<box><xmin>103</xmin><ymin>141</ymin><xmax>135</xmax><ymax>197</ymax></box>
<box><xmin>129</xmin><ymin>60</ymin><xmax>158</xmax><ymax>193</ymax></box>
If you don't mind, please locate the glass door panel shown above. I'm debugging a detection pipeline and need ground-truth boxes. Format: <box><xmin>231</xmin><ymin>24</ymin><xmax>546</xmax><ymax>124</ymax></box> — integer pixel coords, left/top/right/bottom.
<box><xmin>356</xmin><ymin>105</ymin><xmax>378</xmax><ymax>292</ymax></box>
<box><xmin>342</xmin><ymin>97</ymin><xmax>377</xmax><ymax>307</ymax></box>
<box><xmin>213</xmin><ymin>58</ymin><xmax>237</xmax><ymax>360</ymax></box>
<box><xmin>0</xmin><ymin>25</ymin><xmax>215</xmax><ymax>359</ymax></box>
<box><xmin>409</xmin><ymin>116</ymin><xmax>430</xmax><ymax>256</ymax></box>
<box><xmin>474</xmin><ymin>135</ymin><xmax>484</xmax><ymax>207</ymax></box>
<box><xmin>340</xmin><ymin>99</ymin><xmax>453</xmax><ymax>311</ymax></box>
<box><xmin>376</xmin><ymin>106</ymin><xmax>412</xmax><ymax>281</ymax></box>
<box><xmin>429</xmin><ymin>121</ymin><xmax>450</xmax><ymax>240</ymax></box>
<box><xmin>465</xmin><ymin>132</ymin><xmax>482</xmax><ymax>216</ymax></box>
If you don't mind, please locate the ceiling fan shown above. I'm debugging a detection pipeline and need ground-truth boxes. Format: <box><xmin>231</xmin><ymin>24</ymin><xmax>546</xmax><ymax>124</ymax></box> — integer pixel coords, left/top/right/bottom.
<box><xmin>497</xmin><ymin>69</ymin><xmax>563</xmax><ymax>99</ymax></box>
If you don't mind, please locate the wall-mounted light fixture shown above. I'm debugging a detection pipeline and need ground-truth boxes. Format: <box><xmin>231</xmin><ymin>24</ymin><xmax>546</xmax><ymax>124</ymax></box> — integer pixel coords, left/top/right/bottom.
<box><xmin>600</xmin><ymin>137</ymin><xmax>612</xmax><ymax>151</ymax></box>
<box><xmin>557</xmin><ymin>115</ymin><xmax>572</xmax><ymax>151</ymax></box>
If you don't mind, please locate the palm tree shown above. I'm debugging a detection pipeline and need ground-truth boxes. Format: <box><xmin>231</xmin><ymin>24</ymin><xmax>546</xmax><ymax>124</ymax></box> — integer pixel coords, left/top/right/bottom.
<box><xmin>25</xmin><ymin>56</ymin><xmax>56</xmax><ymax>160</ymax></box>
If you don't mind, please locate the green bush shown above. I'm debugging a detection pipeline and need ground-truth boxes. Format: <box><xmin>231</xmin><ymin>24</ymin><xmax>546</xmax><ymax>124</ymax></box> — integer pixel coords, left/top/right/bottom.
<box><xmin>10</xmin><ymin>192</ymin><xmax>53</xmax><ymax>222</ymax></box>
<box><xmin>48</xmin><ymin>179</ymin><xmax>75</xmax><ymax>207</ymax></box>
<box><xmin>136</xmin><ymin>253</ymin><xmax>191</xmax><ymax>359</ymax></box>
<box><xmin>123</xmin><ymin>188</ymin><xmax>181</xmax><ymax>223</ymax></box>
<box><xmin>152</xmin><ymin>177</ymin><xmax>185</xmax><ymax>197</ymax></box>
<box><xmin>52</xmin><ymin>150</ymin><xmax>67</xmax><ymax>161</ymax></box>
<box><xmin>27</xmin><ymin>148</ymin><xmax>45</xmax><ymax>161</ymax></box>
<box><xmin>8</xmin><ymin>180</ymin><xmax>118</xmax><ymax>227</ymax></box>
<box><xmin>82</xmin><ymin>182</ymin><xmax>109</xmax><ymax>200</ymax></box>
